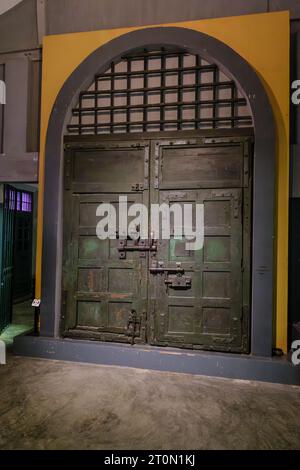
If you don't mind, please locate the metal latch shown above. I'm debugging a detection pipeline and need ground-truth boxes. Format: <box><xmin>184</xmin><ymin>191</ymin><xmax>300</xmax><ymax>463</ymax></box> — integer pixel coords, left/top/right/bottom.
<box><xmin>150</xmin><ymin>261</ymin><xmax>184</xmax><ymax>274</ymax></box>
<box><xmin>165</xmin><ymin>273</ymin><xmax>192</xmax><ymax>288</ymax></box>
<box><xmin>150</xmin><ymin>261</ymin><xmax>192</xmax><ymax>288</ymax></box>
<box><xmin>118</xmin><ymin>237</ymin><xmax>157</xmax><ymax>259</ymax></box>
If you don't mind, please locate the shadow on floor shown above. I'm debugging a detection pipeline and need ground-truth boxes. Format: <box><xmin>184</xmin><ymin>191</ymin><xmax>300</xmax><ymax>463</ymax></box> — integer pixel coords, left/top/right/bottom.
<box><xmin>12</xmin><ymin>299</ymin><xmax>35</xmax><ymax>327</ymax></box>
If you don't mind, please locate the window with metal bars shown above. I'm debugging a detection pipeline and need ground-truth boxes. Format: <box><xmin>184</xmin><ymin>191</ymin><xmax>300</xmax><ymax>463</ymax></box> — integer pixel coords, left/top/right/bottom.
<box><xmin>5</xmin><ymin>188</ymin><xmax>32</xmax><ymax>213</ymax></box>
<box><xmin>67</xmin><ymin>48</ymin><xmax>253</xmax><ymax>135</ymax></box>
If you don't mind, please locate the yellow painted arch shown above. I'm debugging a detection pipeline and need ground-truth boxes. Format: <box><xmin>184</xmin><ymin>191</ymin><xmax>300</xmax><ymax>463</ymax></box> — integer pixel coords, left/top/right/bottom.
<box><xmin>36</xmin><ymin>11</ymin><xmax>290</xmax><ymax>352</ymax></box>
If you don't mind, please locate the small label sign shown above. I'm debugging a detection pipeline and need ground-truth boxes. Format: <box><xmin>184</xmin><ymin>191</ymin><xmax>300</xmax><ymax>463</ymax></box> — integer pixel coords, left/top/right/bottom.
<box><xmin>32</xmin><ymin>299</ymin><xmax>41</xmax><ymax>307</ymax></box>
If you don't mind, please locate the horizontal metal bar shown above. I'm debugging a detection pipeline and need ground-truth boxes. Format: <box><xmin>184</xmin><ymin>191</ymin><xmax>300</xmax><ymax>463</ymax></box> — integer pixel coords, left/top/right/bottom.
<box><xmin>96</xmin><ymin>64</ymin><xmax>217</xmax><ymax>80</ymax></box>
<box><xmin>72</xmin><ymin>98</ymin><xmax>247</xmax><ymax>115</ymax></box>
<box><xmin>121</xmin><ymin>50</ymin><xmax>188</xmax><ymax>61</ymax></box>
<box><xmin>80</xmin><ymin>81</ymin><xmax>235</xmax><ymax>98</ymax></box>
<box><xmin>65</xmin><ymin>129</ymin><xmax>254</xmax><ymax>144</ymax></box>
<box><xmin>67</xmin><ymin>116</ymin><xmax>253</xmax><ymax>132</ymax></box>
<box><xmin>150</xmin><ymin>267</ymin><xmax>184</xmax><ymax>273</ymax></box>
<box><xmin>118</xmin><ymin>245</ymin><xmax>157</xmax><ymax>252</ymax></box>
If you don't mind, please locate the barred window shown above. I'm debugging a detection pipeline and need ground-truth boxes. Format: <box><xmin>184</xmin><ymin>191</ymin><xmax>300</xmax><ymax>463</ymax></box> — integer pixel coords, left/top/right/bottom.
<box><xmin>68</xmin><ymin>48</ymin><xmax>252</xmax><ymax>135</ymax></box>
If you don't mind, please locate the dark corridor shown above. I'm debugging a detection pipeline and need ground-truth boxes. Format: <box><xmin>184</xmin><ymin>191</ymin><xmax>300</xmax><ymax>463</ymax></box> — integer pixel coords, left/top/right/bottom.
<box><xmin>0</xmin><ymin>185</ymin><xmax>35</xmax><ymax>333</ymax></box>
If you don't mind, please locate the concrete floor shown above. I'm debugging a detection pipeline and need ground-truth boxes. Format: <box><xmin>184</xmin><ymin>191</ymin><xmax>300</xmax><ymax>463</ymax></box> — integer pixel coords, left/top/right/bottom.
<box><xmin>0</xmin><ymin>355</ymin><xmax>299</xmax><ymax>450</ymax></box>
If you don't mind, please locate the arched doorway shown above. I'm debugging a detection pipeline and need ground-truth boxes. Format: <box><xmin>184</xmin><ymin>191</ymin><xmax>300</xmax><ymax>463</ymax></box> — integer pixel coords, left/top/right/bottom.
<box><xmin>41</xmin><ymin>28</ymin><xmax>276</xmax><ymax>357</ymax></box>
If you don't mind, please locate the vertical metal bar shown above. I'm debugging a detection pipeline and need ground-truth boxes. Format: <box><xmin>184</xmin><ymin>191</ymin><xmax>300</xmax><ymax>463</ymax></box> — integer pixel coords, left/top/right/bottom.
<box><xmin>195</xmin><ymin>55</ymin><xmax>201</xmax><ymax>130</ymax></box>
<box><xmin>160</xmin><ymin>49</ymin><xmax>166</xmax><ymax>131</ymax></box>
<box><xmin>177</xmin><ymin>53</ymin><xmax>183</xmax><ymax>130</ymax></box>
<box><xmin>110</xmin><ymin>62</ymin><xmax>115</xmax><ymax>134</ymax></box>
<box><xmin>94</xmin><ymin>75</ymin><xmax>98</xmax><ymax>135</ymax></box>
<box><xmin>143</xmin><ymin>50</ymin><xmax>148</xmax><ymax>133</ymax></box>
<box><xmin>10</xmin><ymin>187</ymin><xmax>15</xmax><ymax>324</ymax></box>
<box><xmin>126</xmin><ymin>58</ymin><xmax>131</xmax><ymax>133</ymax></box>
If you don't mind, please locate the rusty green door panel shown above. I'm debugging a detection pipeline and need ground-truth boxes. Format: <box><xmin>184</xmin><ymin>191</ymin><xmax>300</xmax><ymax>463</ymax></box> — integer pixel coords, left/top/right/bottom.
<box><xmin>62</xmin><ymin>137</ymin><xmax>251</xmax><ymax>352</ymax></box>
<box><xmin>148</xmin><ymin>188</ymin><xmax>245</xmax><ymax>352</ymax></box>
<box><xmin>62</xmin><ymin>142</ymin><xmax>150</xmax><ymax>344</ymax></box>
<box><xmin>148</xmin><ymin>139</ymin><xmax>251</xmax><ymax>353</ymax></box>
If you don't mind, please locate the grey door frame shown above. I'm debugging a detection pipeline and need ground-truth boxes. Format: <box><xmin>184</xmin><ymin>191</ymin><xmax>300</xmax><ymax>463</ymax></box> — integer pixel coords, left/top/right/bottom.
<box><xmin>40</xmin><ymin>27</ymin><xmax>276</xmax><ymax>357</ymax></box>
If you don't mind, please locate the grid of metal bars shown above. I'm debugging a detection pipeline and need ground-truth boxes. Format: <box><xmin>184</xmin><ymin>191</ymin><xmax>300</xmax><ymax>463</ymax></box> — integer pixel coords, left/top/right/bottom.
<box><xmin>67</xmin><ymin>48</ymin><xmax>253</xmax><ymax>135</ymax></box>
<box><xmin>5</xmin><ymin>188</ymin><xmax>32</xmax><ymax>213</ymax></box>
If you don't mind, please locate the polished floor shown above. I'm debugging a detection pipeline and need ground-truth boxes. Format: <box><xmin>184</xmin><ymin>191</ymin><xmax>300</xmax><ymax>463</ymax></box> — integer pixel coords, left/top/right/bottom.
<box><xmin>0</xmin><ymin>354</ymin><xmax>299</xmax><ymax>450</ymax></box>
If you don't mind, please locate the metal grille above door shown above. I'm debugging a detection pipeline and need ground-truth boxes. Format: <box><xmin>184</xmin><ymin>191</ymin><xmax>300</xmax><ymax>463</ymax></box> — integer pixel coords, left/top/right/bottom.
<box><xmin>68</xmin><ymin>48</ymin><xmax>253</xmax><ymax>135</ymax></box>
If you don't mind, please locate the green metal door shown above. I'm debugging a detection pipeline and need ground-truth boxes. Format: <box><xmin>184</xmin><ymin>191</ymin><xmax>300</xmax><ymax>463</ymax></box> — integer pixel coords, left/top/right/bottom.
<box><xmin>13</xmin><ymin>192</ymin><xmax>33</xmax><ymax>301</ymax></box>
<box><xmin>62</xmin><ymin>141</ymin><xmax>150</xmax><ymax>344</ymax></box>
<box><xmin>62</xmin><ymin>136</ymin><xmax>251</xmax><ymax>352</ymax></box>
<box><xmin>0</xmin><ymin>186</ymin><xmax>16</xmax><ymax>332</ymax></box>
<box><xmin>148</xmin><ymin>139</ymin><xmax>251</xmax><ymax>352</ymax></box>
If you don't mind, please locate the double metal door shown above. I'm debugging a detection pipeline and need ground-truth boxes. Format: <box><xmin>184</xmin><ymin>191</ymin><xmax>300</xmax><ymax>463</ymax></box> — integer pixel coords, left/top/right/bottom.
<box><xmin>62</xmin><ymin>137</ymin><xmax>251</xmax><ymax>352</ymax></box>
